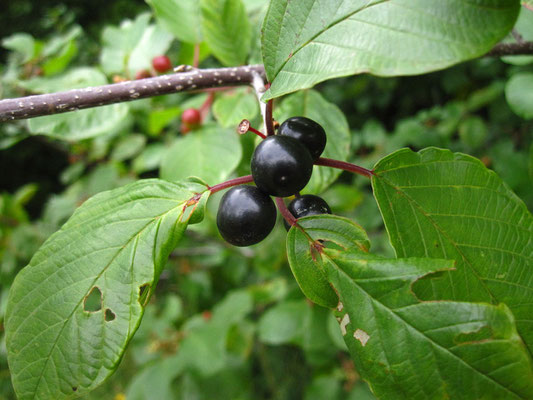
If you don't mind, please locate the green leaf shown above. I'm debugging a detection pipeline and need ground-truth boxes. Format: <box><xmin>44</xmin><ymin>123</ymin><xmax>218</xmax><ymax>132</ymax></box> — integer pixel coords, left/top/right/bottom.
<box><xmin>324</xmin><ymin>246</ymin><xmax>533</xmax><ymax>399</ymax></box>
<box><xmin>110</xmin><ymin>134</ymin><xmax>147</xmax><ymax>161</ymax></box>
<box><xmin>200</xmin><ymin>0</ymin><xmax>252</xmax><ymax>66</ymax></box>
<box><xmin>212</xmin><ymin>88</ymin><xmax>259</xmax><ymax>127</ymax></box>
<box><xmin>100</xmin><ymin>13</ymin><xmax>151</xmax><ymax>75</ymax></box>
<box><xmin>261</xmin><ymin>0</ymin><xmax>520</xmax><ymax>99</ymax></box>
<box><xmin>258</xmin><ymin>298</ymin><xmax>339</xmax><ymax>357</ymax></box>
<box><xmin>132</xmin><ymin>143</ymin><xmax>166</xmax><ymax>174</ymax></box>
<box><xmin>146</xmin><ymin>0</ymin><xmax>203</xmax><ymax>44</ymax></box>
<box><xmin>17</xmin><ymin>67</ymin><xmax>107</xmax><ymax>93</ymax></box>
<box><xmin>99</xmin><ymin>13</ymin><xmax>172</xmax><ymax>76</ymax></box>
<box><xmin>147</xmin><ymin>106</ymin><xmax>181</xmax><ymax>136</ymax></box>
<box><xmin>505</xmin><ymin>72</ymin><xmax>533</xmax><ymax>119</ymax></box>
<box><xmin>41</xmin><ymin>26</ymin><xmax>82</xmax><ymax>76</ymax></box>
<box><xmin>286</xmin><ymin>215</ymin><xmax>370</xmax><ymax>308</ymax></box>
<box><xmin>1</xmin><ymin>33</ymin><xmax>36</xmax><ymax>63</ymax></box>
<box><xmin>275</xmin><ymin>90</ymin><xmax>351</xmax><ymax>193</ymax></box>
<box><xmin>41</xmin><ymin>40</ymin><xmax>78</xmax><ymax>76</ymax></box>
<box><xmin>458</xmin><ymin>116</ymin><xmax>487</xmax><ymax>149</ymax></box>
<box><xmin>27</xmin><ymin>103</ymin><xmax>130</xmax><ymax>141</ymax></box>
<box><xmin>127</xmin><ymin>24</ymin><xmax>174</xmax><ymax>74</ymax></box>
<box><xmin>5</xmin><ymin>179</ymin><xmax>210</xmax><ymax>399</ymax></box>
<box><xmin>160</xmin><ymin>125</ymin><xmax>242</xmax><ymax>185</ymax></box>
<box><xmin>372</xmin><ymin>147</ymin><xmax>533</xmax><ymax>355</ymax></box>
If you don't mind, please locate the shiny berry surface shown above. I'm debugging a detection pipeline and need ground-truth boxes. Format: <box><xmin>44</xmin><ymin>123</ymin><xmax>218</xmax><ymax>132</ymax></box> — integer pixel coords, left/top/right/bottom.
<box><xmin>216</xmin><ymin>185</ymin><xmax>277</xmax><ymax>247</ymax></box>
<box><xmin>277</xmin><ymin>116</ymin><xmax>326</xmax><ymax>161</ymax></box>
<box><xmin>152</xmin><ymin>55</ymin><xmax>172</xmax><ymax>73</ymax></box>
<box><xmin>285</xmin><ymin>194</ymin><xmax>331</xmax><ymax>230</ymax></box>
<box><xmin>251</xmin><ymin>135</ymin><xmax>313</xmax><ymax>197</ymax></box>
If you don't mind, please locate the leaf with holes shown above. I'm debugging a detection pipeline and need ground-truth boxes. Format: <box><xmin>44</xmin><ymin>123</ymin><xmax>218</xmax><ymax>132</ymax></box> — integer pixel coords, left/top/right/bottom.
<box><xmin>261</xmin><ymin>0</ymin><xmax>520</xmax><ymax>99</ymax></box>
<box><xmin>5</xmin><ymin>179</ymin><xmax>209</xmax><ymax>400</ymax></box>
<box><xmin>275</xmin><ymin>90</ymin><xmax>351</xmax><ymax>194</ymax></box>
<box><xmin>289</xmin><ymin>215</ymin><xmax>533</xmax><ymax>398</ymax></box>
<box><xmin>286</xmin><ymin>215</ymin><xmax>369</xmax><ymax>308</ymax></box>
<box><xmin>372</xmin><ymin>147</ymin><xmax>533</xmax><ymax>356</ymax></box>
<box><xmin>323</xmin><ymin>244</ymin><xmax>533</xmax><ymax>399</ymax></box>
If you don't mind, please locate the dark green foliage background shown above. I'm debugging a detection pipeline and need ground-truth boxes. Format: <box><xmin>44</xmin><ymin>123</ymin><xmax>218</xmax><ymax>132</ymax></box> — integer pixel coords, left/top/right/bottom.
<box><xmin>0</xmin><ymin>2</ymin><xmax>531</xmax><ymax>399</ymax></box>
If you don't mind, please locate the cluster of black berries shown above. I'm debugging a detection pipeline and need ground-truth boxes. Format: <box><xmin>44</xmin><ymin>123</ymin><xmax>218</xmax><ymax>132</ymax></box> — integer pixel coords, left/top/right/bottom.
<box><xmin>217</xmin><ymin>117</ymin><xmax>332</xmax><ymax>246</ymax></box>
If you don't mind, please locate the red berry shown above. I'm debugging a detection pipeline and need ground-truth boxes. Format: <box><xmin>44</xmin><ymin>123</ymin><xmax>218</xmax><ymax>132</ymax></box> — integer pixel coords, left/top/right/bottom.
<box><xmin>152</xmin><ymin>55</ymin><xmax>172</xmax><ymax>73</ymax></box>
<box><xmin>135</xmin><ymin>69</ymin><xmax>153</xmax><ymax>80</ymax></box>
<box><xmin>181</xmin><ymin>108</ymin><xmax>202</xmax><ymax>126</ymax></box>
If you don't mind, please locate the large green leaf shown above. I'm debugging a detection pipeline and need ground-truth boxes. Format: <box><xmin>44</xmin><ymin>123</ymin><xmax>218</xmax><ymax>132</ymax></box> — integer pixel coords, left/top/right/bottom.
<box><xmin>261</xmin><ymin>0</ymin><xmax>520</xmax><ymax>99</ymax></box>
<box><xmin>5</xmin><ymin>179</ymin><xmax>209</xmax><ymax>399</ymax></box>
<box><xmin>160</xmin><ymin>125</ymin><xmax>242</xmax><ymax>185</ymax></box>
<box><xmin>275</xmin><ymin>90</ymin><xmax>351</xmax><ymax>194</ymax></box>
<box><xmin>200</xmin><ymin>0</ymin><xmax>252</xmax><ymax>66</ymax></box>
<box><xmin>146</xmin><ymin>0</ymin><xmax>203</xmax><ymax>44</ymax></box>
<box><xmin>372</xmin><ymin>148</ymin><xmax>533</xmax><ymax>355</ymax></box>
<box><xmin>326</xmin><ymin>250</ymin><xmax>533</xmax><ymax>399</ymax></box>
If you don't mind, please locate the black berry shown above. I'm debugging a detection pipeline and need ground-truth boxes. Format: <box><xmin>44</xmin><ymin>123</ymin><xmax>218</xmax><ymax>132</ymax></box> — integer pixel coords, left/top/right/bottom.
<box><xmin>278</xmin><ymin>116</ymin><xmax>326</xmax><ymax>161</ymax></box>
<box><xmin>216</xmin><ymin>185</ymin><xmax>277</xmax><ymax>246</ymax></box>
<box><xmin>251</xmin><ymin>135</ymin><xmax>313</xmax><ymax>197</ymax></box>
<box><xmin>285</xmin><ymin>194</ymin><xmax>331</xmax><ymax>230</ymax></box>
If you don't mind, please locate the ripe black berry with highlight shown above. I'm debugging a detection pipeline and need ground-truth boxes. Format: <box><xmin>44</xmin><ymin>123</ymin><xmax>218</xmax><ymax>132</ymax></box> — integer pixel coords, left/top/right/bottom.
<box><xmin>284</xmin><ymin>194</ymin><xmax>331</xmax><ymax>230</ymax></box>
<box><xmin>251</xmin><ymin>135</ymin><xmax>313</xmax><ymax>197</ymax></box>
<box><xmin>216</xmin><ymin>185</ymin><xmax>277</xmax><ymax>247</ymax></box>
<box><xmin>278</xmin><ymin>116</ymin><xmax>326</xmax><ymax>161</ymax></box>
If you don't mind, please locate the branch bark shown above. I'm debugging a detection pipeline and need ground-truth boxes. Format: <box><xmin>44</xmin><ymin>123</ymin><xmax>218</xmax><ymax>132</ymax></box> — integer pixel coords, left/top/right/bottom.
<box><xmin>0</xmin><ymin>65</ymin><xmax>266</xmax><ymax>122</ymax></box>
<box><xmin>486</xmin><ymin>41</ymin><xmax>533</xmax><ymax>57</ymax></box>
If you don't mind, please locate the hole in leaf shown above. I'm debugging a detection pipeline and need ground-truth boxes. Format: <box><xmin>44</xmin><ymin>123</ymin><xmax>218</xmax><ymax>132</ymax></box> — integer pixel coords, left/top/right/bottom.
<box><xmin>72</xmin><ymin>387</ymin><xmax>78</xmax><ymax>392</ymax></box>
<box><xmin>412</xmin><ymin>271</ymin><xmax>449</xmax><ymax>301</ymax></box>
<box><xmin>105</xmin><ymin>308</ymin><xmax>116</xmax><ymax>322</ymax></box>
<box><xmin>84</xmin><ymin>286</ymin><xmax>102</xmax><ymax>312</ymax></box>
<box><xmin>454</xmin><ymin>325</ymin><xmax>493</xmax><ymax>345</ymax></box>
<box><xmin>138</xmin><ymin>283</ymin><xmax>151</xmax><ymax>306</ymax></box>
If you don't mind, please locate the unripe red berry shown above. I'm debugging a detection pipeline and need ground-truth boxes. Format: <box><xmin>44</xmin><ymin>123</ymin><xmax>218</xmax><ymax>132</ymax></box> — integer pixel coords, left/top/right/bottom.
<box><xmin>152</xmin><ymin>55</ymin><xmax>172</xmax><ymax>73</ymax></box>
<box><xmin>181</xmin><ymin>108</ymin><xmax>202</xmax><ymax>126</ymax></box>
<box><xmin>135</xmin><ymin>69</ymin><xmax>153</xmax><ymax>80</ymax></box>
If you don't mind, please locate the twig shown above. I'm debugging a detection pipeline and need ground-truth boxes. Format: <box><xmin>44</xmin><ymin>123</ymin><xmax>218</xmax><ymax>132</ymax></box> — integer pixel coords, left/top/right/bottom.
<box><xmin>275</xmin><ymin>197</ymin><xmax>297</xmax><ymax>227</ymax></box>
<box><xmin>314</xmin><ymin>157</ymin><xmax>374</xmax><ymax>178</ymax></box>
<box><xmin>486</xmin><ymin>41</ymin><xmax>533</xmax><ymax>57</ymax></box>
<box><xmin>2</xmin><ymin>38</ymin><xmax>533</xmax><ymax>123</ymax></box>
<box><xmin>208</xmin><ymin>175</ymin><xmax>254</xmax><ymax>194</ymax></box>
<box><xmin>0</xmin><ymin>65</ymin><xmax>266</xmax><ymax>122</ymax></box>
